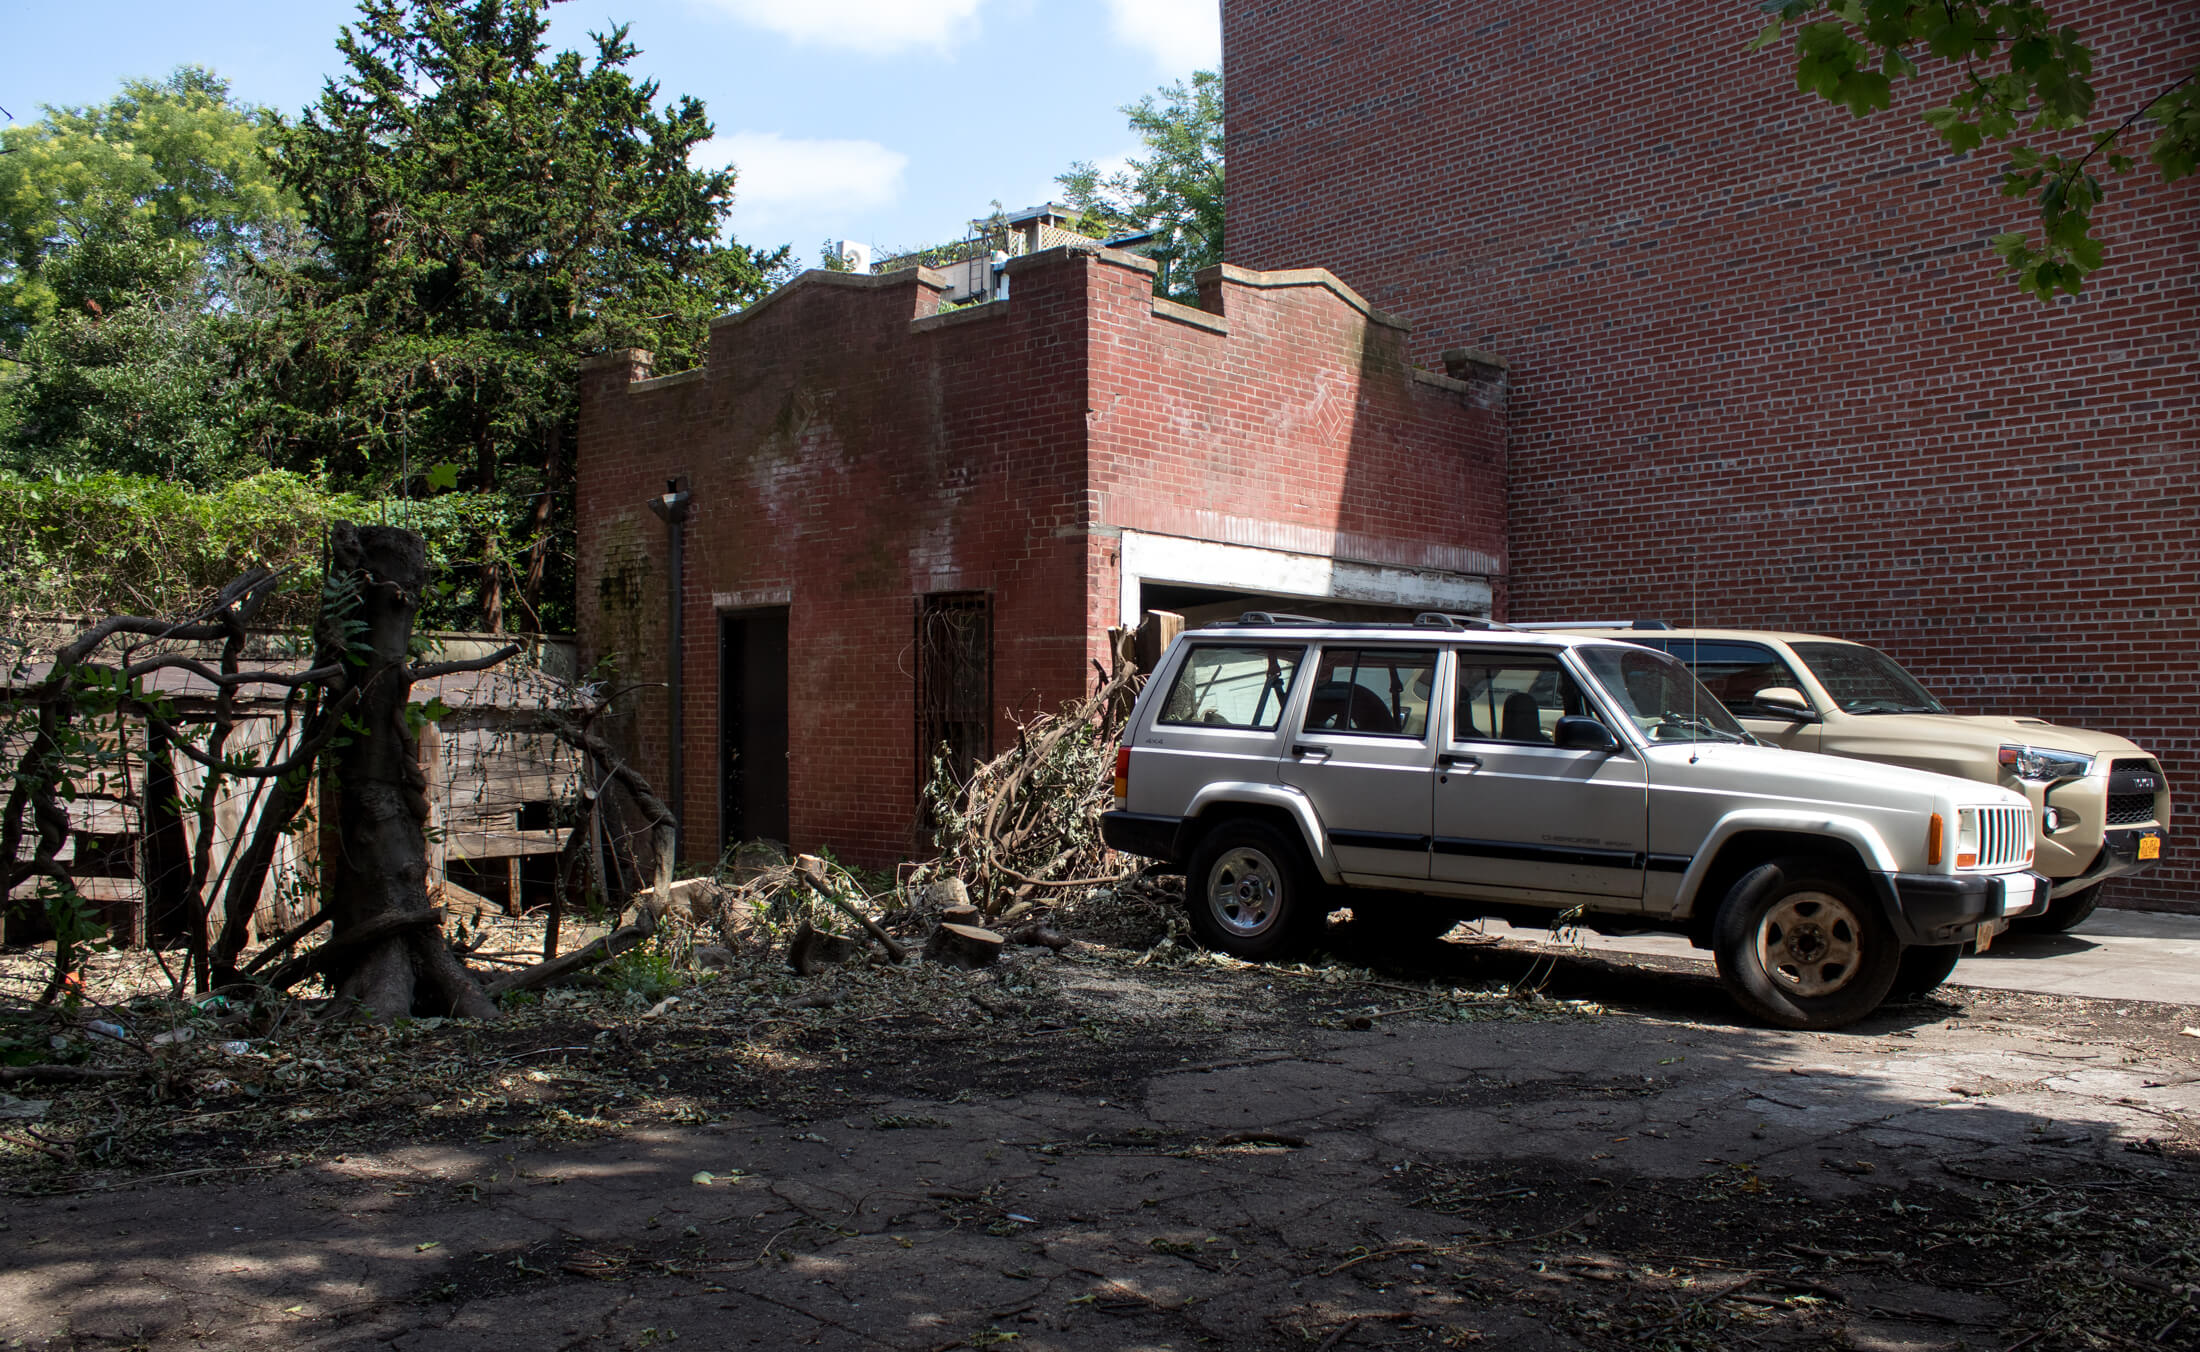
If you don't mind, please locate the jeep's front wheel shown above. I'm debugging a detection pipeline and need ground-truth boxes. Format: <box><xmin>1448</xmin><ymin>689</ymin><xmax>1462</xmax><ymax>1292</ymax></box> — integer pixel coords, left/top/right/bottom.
<box><xmin>1889</xmin><ymin>943</ymin><xmax>1964</xmax><ymax>999</ymax></box>
<box><xmin>1186</xmin><ymin>820</ymin><xmax>1323</xmax><ymax>962</ymax></box>
<box><xmin>1712</xmin><ymin>858</ymin><xmax>1898</xmax><ymax>1030</ymax></box>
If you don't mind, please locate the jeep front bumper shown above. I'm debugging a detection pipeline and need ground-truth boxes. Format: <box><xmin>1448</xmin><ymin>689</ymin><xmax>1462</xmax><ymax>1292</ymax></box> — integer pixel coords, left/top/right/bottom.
<box><xmin>1876</xmin><ymin>870</ymin><xmax>2051</xmax><ymax>946</ymax></box>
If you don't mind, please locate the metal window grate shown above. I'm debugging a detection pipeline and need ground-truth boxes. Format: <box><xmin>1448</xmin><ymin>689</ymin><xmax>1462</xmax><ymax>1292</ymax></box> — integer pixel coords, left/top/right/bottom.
<box><xmin>916</xmin><ymin>593</ymin><xmax>993</xmax><ymax>798</ymax></box>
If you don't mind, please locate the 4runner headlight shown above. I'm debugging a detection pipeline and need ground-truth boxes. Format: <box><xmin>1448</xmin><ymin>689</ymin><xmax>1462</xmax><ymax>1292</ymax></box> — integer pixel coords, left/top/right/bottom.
<box><xmin>1999</xmin><ymin>744</ymin><xmax>2092</xmax><ymax>783</ymax></box>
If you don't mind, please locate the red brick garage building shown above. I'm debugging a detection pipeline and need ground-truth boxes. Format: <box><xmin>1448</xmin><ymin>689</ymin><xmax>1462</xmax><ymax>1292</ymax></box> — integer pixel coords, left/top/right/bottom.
<box><xmin>1225</xmin><ymin>0</ymin><xmax>2199</xmax><ymax>909</ymax></box>
<box><xmin>575</xmin><ymin>245</ymin><xmax>1505</xmax><ymax>866</ymax></box>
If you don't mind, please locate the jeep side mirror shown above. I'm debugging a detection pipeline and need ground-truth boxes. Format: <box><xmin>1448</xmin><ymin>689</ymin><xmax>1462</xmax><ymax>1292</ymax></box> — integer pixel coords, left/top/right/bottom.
<box><xmin>1554</xmin><ymin>716</ymin><xmax>1619</xmax><ymax>754</ymax></box>
<box><xmin>1752</xmin><ymin>687</ymin><xmax>1817</xmax><ymax>720</ymax></box>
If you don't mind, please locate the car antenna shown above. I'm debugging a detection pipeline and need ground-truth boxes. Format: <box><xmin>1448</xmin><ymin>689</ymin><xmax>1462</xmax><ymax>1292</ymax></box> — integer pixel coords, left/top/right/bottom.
<box><xmin>1689</xmin><ymin>544</ymin><xmax>1700</xmax><ymax>765</ymax></box>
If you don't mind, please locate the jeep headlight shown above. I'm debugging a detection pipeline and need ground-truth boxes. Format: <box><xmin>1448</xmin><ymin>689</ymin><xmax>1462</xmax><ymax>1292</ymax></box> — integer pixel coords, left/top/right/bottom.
<box><xmin>1998</xmin><ymin>745</ymin><xmax>2092</xmax><ymax>783</ymax></box>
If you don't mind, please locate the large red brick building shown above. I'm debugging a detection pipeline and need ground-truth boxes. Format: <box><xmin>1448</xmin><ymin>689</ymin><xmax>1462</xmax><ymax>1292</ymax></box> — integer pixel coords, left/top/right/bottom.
<box><xmin>576</xmin><ymin>246</ymin><xmax>1504</xmax><ymax>865</ymax></box>
<box><xmin>1225</xmin><ymin>1</ymin><xmax>2198</xmax><ymax>909</ymax></box>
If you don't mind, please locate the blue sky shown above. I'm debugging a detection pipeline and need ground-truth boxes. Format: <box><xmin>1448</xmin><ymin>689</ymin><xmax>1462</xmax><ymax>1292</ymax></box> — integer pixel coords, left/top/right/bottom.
<box><xmin>1</xmin><ymin>0</ymin><xmax>1220</xmax><ymax>265</ymax></box>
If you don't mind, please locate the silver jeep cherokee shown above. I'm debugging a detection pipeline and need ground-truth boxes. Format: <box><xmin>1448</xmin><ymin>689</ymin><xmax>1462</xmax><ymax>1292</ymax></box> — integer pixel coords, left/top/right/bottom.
<box><xmin>1100</xmin><ymin>615</ymin><xmax>2046</xmax><ymax>1030</ymax></box>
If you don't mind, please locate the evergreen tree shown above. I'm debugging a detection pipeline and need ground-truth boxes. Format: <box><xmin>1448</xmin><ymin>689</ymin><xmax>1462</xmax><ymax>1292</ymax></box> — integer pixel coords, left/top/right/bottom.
<box><xmin>265</xmin><ymin>0</ymin><xmax>788</xmax><ymax>631</ymax></box>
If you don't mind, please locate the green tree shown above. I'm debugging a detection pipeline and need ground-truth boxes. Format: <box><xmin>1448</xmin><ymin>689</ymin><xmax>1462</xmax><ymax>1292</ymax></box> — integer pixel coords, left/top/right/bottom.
<box><xmin>1</xmin><ymin>215</ymin><xmax>280</xmax><ymax>485</ymax></box>
<box><xmin>1059</xmin><ymin>69</ymin><xmax>1224</xmax><ymax>299</ymax></box>
<box><xmin>0</xmin><ymin>67</ymin><xmax>290</xmax><ymax>347</ymax></box>
<box><xmin>1754</xmin><ymin>2</ymin><xmax>2199</xmax><ymax>300</ymax></box>
<box><xmin>0</xmin><ymin>69</ymin><xmax>294</xmax><ymax>484</ymax></box>
<box><xmin>264</xmin><ymin>0</ymin><xmax>788</xmax><ymax>631</ymax></box>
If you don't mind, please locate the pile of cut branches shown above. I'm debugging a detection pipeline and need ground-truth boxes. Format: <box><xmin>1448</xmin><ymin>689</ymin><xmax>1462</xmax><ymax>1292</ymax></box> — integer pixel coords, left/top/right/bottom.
<box><xmin>918</xmin><ymin>659</ymin><xmax>1142</xmax><ymax>918</ymax></box>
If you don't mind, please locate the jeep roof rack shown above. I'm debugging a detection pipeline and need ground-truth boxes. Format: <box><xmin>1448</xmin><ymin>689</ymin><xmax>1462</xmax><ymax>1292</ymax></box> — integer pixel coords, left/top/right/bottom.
<box><xmin>1412</xmin><ymin>612</ymin><xmax>1516</xmax><ymax>631</ymax></box>
<box><xmin>1512</xmin><ymin>619</ymin><xmax>1671</xmax><ymax>631</ymax></box>
<box><xmin>1202</xmin><ymin>610</ymin><xmax>1526</xmax><ymax>633</ymax></box>
<box><xmin>1212</xmin><ymin>611</ymin><xmax>1333</xmax><ymax>627</ymax></box>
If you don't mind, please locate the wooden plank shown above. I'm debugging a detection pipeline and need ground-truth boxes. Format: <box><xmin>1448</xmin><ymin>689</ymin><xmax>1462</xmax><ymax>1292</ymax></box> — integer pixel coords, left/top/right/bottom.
<box><xmin>429</xmin><ymin>874</ymin><xmax>502</xmax><ymax>921</ymax></box>
<box><xmin>445</xmin><ymin>827</ymin><xmax>566</xmax><ymax>859</ymax></box>
<box><xmin>418</xmin><ymin>719</ymin><xmax>445</xmax><ymax>898</ymax></box>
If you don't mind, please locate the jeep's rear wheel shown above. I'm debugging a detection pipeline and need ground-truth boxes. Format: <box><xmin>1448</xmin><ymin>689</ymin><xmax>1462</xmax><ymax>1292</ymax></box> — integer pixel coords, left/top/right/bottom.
<box><xmin>1712</xmin><ymin>858</ymin><xmax>1898</xmax><ymax>1030</ymax></box>
<box><xmin>1186</xmin><ymin>820</ymin><xmax>1323</xmax><ymax>962</ymax></box>
<box><xmin>2012</xmin><ymin>882</ymin><xmax>2102</xmax><ymax>935</ymax></box>
<box><xmin>1889</xmin><ymin>943</ymin><xmax>1964</xmax><ymax>999</ymax></box>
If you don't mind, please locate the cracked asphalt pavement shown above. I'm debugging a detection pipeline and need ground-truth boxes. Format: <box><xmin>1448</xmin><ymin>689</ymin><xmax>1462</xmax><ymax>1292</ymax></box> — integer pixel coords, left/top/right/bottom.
<box><xmin>3</xmin><ymin>936</ymin><xmax>2196</xmax><ymax>1351</ymax></box>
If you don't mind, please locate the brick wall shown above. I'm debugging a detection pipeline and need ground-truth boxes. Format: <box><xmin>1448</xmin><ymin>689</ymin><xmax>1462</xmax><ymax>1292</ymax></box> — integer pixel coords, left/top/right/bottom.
<box><xmin>1228</xmin><ymin>0</ymin><xmax>2200</xmax><ymax>910</ymax></box>
<box><xmin>576</xmin><ymin>247</ymin><xmax>1504</xmax><ymax>868</ymax></box>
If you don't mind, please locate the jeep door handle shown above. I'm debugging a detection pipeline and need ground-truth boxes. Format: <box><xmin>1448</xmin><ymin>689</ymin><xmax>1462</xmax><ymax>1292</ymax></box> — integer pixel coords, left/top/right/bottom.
<box><xmin>1437</xmin><ymin>752</ymin><xmax>1482</xmax><ymax>770</ymax></box>
<box><xmin>1291</xmin><ymin>744</ymin><xmax>1332</xmax><ymax>761</ymax></box>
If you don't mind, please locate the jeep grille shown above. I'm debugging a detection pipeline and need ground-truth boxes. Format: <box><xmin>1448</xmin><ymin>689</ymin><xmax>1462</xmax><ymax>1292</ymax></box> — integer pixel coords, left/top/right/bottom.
<box><xmin>1972</xmin><ymin>805</ymin><xmax>2031</xmax><ymax>869</ymax></box>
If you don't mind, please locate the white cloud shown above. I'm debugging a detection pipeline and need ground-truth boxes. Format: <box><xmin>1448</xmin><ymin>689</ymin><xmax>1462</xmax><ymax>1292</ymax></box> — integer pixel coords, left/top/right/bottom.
<box><xmin>696</xmin><ymin>0</ymin><xmax>987</xmax><ymax>56</ymax></box>
<box><xmin>1105</xmin><ymin>0</ymin><xmax>1220</xmax><ymax>72</ymax></box>
<box><xmin>697</xmin><ymin>132</ymin><xmax>910</xmax><ymax>224</ymax></box>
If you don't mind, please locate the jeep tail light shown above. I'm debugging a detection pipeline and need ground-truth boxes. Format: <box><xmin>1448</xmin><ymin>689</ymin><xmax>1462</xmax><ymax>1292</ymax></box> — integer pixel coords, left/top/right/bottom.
<box><xmin>1113</xmin><ymin>746</ymin><xmax>1130</xmax><ymax>801</ymax></box>
<box><xmin>1927</xmin><ymin>813</ymin><xmax>1944</xmax><ymax>867</ymax></box>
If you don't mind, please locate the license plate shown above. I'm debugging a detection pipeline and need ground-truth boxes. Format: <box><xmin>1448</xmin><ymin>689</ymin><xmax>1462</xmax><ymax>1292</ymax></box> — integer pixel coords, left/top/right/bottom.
<box><xmin>1975</xmin><ymin>922</ymin><xmax>1994</xmax><ymax>953</ymax></box>
<box><xmin>2139</xmin><ymin>833</ymin><xmax>2161</xmax><ymax>861</ymax></box>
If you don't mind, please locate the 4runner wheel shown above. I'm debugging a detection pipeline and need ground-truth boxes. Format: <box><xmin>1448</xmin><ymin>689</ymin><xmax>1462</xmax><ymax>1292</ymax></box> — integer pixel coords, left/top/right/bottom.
<box><xmin>1185</xmin><ymin>820</ymin><xmax>1323</xmax><ymax>962</ymax></box>
<box><xmin>1712</xmin><ymin>858</ymin><xmax>1899</xmax><ymax>1030</ymax></box>
<box><xmin>1889</xmin><ymin>943</ymin><xmax>1963</xmax><ymax>999</ymax></box>
<box><xmin>2012</xmin><ymin>882</ymin><xmax>2102</xmax><ymax>935</ymax></box>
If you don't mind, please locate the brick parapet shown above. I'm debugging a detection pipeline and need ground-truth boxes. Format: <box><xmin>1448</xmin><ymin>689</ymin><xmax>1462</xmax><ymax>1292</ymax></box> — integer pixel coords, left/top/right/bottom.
<box><xmin>577</xmin><ymin>248</ymin><xmax>1506</xmax><ymax>866</ymax></box>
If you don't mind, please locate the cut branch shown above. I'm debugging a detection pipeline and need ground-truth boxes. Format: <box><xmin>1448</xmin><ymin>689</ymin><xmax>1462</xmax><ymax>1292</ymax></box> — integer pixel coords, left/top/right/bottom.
<box><xmin>484</xmin><ymin>909</ymin><xmax>656</xmax><ymax>997</ymax></box>
<box><xmin>795</xmin><ymin>854</ymin><xmax>907</xmax><ymax>963</ymax></box>
<box><xmin>408</xmin><ymin>643</ymin><xmax>523</xmax><ymax>683</ymax></box>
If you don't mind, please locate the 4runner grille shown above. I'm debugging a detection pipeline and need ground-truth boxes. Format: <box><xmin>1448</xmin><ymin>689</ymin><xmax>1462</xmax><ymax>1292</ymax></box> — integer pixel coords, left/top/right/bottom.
<box><xmin>2106</xmin><ymin>758</ymin><xmax>2164</xmax><ymax>827</ymax></box>
<box><xmin>1973</xmin><ymin>806</ymin><xmax>2031</xmax><ymax>869</ymax></box>
<box><xmin>2106</xmin><ymin>795</ymin><xmax>2157</xmax><ymax>826</ymax></box>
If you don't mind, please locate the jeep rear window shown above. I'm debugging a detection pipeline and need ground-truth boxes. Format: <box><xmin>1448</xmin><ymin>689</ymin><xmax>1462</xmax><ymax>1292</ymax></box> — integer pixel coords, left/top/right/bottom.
<box><xmin>1456</xmin><ymin>655</ymin><xmax>1590</xmax><ymax>744</ymax></box>
<box><xmin>1159</xmin><ymin>645</ymin><xmax>1304</xmax><ymax>731</ymax></box>
<box><xmin>1789</xmin><ymin>642</ymin><xmax>1948</xmax><ymax>715</ymax></box>
<box><xmin>1303</xmin><ymin>648</ymin><xmax>1437</xmax><ymax>738</ymax></box>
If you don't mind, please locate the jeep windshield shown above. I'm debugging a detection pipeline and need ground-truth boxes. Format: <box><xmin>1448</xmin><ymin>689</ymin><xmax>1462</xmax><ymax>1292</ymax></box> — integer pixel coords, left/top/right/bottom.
<box><xmin>1573</xmin><ymin>646</ymin><xmax>1752</xmax><ymax>744</ymax></box>
<box><xmin>1789</xmin><ymin>641</ymin><xmax>1949</xmax><ymax>716</ymax></box>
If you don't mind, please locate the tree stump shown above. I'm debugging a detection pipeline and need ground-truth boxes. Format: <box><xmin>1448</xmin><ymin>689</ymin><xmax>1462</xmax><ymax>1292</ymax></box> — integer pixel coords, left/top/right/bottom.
<box><xmin>924</xmin><ymin>922</ymin><xmax>1004</xmax><ymax>970</ymax></box>
<box><xmin>786</xmin><ymin>920</ymin><xmax>861</xmax><ymax>976</ymax></box>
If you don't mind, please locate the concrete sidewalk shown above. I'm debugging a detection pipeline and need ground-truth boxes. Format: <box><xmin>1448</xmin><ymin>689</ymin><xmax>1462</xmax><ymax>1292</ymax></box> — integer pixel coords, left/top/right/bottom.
<box><xmin>1475</xmin><ymin>907</ymin><xmax>2200</xmax><ymax>1007</ymax></box>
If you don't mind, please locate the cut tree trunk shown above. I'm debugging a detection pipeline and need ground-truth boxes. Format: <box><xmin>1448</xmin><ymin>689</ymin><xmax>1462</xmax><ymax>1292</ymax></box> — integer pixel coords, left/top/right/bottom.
<box><xmin>925</xmin><ymin>922</ymin><xmax>1004</xmax><ymax>969</ymax></box>
<box><xmin>318</xmin><ymin>524</ymin><xmax>498</xmax><ymax>1021</ymax></box>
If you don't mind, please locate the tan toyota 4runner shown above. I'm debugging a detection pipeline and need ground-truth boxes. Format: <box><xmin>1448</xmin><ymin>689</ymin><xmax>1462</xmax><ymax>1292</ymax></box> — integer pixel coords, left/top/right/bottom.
<box><xmin>1545</xmin><ymin>626</ymin><xmax>2170</xmax><ymax>932</ymax></box>
<box><xmin>1100</xmin><ymin>615</ymin><xmax>2044</xmax><ymax>1031</ymax></box>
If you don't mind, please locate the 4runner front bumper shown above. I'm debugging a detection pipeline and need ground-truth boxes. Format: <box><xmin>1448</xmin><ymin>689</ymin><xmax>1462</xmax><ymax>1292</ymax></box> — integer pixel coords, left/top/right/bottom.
<box><xmin>2052</xmin><ymin>824</ymin><xmax>2167</xmax><ymax>898</ymax></box>
<box><xmin>1875</xmin><ymin>870</ymin><xmax>2051</xmax><ymax>946</ymax></box>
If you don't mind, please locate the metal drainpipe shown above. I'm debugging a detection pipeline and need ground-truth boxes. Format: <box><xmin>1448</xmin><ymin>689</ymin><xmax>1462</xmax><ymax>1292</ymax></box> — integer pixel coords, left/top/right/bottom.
<box><xmin>647</xmin><ymin>478</ymin><xmax>694</xmax><ymax>860</ymax></box>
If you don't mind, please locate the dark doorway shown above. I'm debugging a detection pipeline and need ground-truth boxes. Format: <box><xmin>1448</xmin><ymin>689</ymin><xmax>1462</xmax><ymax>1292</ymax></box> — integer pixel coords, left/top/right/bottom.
<box><xmin>719</xmin><ymin>609</ymin><xmax>791</xmax><ymax>848</ymax></box>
